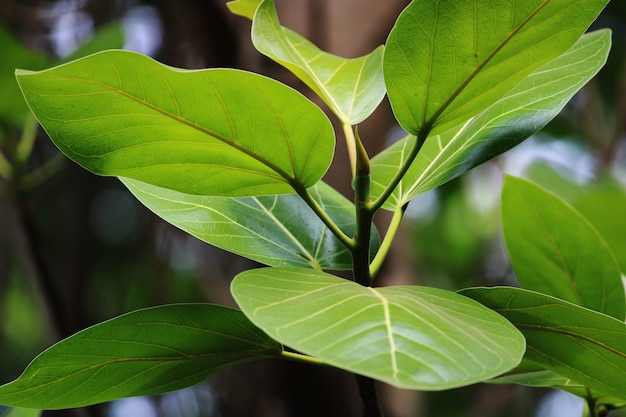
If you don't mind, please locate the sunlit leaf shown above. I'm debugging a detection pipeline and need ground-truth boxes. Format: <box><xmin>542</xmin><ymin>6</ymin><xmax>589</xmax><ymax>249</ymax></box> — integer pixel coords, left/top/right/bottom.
<box><xmin>16</xmin><ymin>50</ymin><xmax>334</xmax><ymax>197</ymax></box>
<box><xmin>463</xmin><ymin>287</ymin><xmax>626</xmax><ymax>402</ymax></box>
<box><xmin>371</xmin><ymin>30</ymin><xmax>611</xmax><ymax>209</ymax></box>
<box><xmin>0</xmin><ymin>304</ymin><xmax>281</xmax><ymax>409</ymax></box>
<box><xmin>249</xmin><ymin>0</ymin><xmax>385</xmax><ymax>124</ymax></box>
<box><xmin>121</xmin><ymin>178</ymin><xmax>379</xmax><ymax>270</ymax></box>
<box><xmin>384</xmin><ymin>0</ymin><xmax>609</xmax><ymax>136</ymax></box>
<box><xmin>226</xmin><ymin>0</ymin><xmax>260</xmax><ymax>19</ymax></box>
<box><xmin>502</xmin><ymin>176</ymin><xmax>624</xmax><ymax>320</ymax></box>
<box><xmin>232</xmin><ymin>267</ymin><xmax>524</xmax><ymax>390</ymax></box>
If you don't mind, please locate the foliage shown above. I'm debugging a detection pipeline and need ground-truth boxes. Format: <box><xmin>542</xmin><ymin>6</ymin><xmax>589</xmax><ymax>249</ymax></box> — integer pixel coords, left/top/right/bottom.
<box><xmin>0</xmin><ymin>0</ymin><xmax>622</xmax><ymax>416</ymax></box>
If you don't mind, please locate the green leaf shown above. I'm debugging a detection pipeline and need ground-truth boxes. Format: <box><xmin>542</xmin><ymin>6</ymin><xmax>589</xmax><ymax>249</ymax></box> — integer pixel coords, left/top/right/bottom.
<box><xmin>121</xmin><ymin>178</ymin><xmax>379</xmax><ymax>270</ymax></box>
<box><xmin>16</xmin><ymin>50</ymin><xmax>334</xmax><ymax>197</ymax></box>
<box><xmin>371</xmin><ymin>30</ymin><xmax>611</xmax><ymax>209</ymax></box>
<box><xmin>232</xmin><ymin>267</ymin><xmax>524</xmax><ymax>390</ymax></box>
<box><xmin>227</xmin><ymin>0</ymin><xmax>260</xmax><ymax>19</ymax></box>
<box><xmin>1</xmin><ymin>408</ymin><xmax>42</xmax><ymax>417</ymax></box>
<box><xmin>573</xmin><ymin>181</ymin><xmax>626</xmax><ymax>274</ymax></box>
<box><xmin>462</xmin><ymin>287</ymin><xmax>626</xmax><ymax>401</ymax></box>
<box><xmin>384</xmin><ymin>0</ymin><xmax>609</xmax><ymax>136</ymax></box>
<box><xmin>250</xmin><ymin>0</ymin><xmax>385</xmax><ymax>124</ymax></box>
<box><xmin>491</xmin><ymin>360</ymin><xmax>626</xmax><ymax>406</ymax></box>
<box><xmin>0</xmin><ymin>304</ymin><xmax>281</xmax><ymax>409</ymax></box>
<box><xmin>502</xmin><ymin>176</ymin><xmax>624</xmax><ymax>320</ymax></box>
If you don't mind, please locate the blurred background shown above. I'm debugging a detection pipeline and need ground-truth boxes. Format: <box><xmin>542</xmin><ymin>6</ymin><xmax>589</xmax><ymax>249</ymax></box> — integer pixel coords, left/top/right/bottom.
<box><xmin>0</xmin><ymin>1</ymin><xmax>625</xmax><ymax>417</ymax></box>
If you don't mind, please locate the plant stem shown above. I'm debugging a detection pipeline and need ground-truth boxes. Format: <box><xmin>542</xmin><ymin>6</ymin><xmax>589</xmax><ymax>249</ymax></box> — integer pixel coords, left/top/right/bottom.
<box><xmin>343</xmin><ymin>121</ymin><xmax>357</xmax><ymax>177</ymax></box>
<box><xmin>294</xmin><ymin>183</ymin><xmax>355</xmax><ymax>250</ymax></box>
<box><xmin>352</xmin><ymin>128</ymin><xmax>373</xmax><ymax>285</ymax></box>
<box><xmin>280</xmin><ymin>350</ymin><xmax>330</xmax><ymax>367</ymax></box>
<box><xmin>355</xmin><ymin>375</ymin><xmax>384</xmax><ymax>417</ymax></box>
<box><xmin>368</xmin><ymin>126</ymin><xmax>430</xmax><ymax>212</ymax></box>
<box><xmin>369</xmin><ymin>203</ymin><xmax>407</xmax><ymax>278</ymax></box>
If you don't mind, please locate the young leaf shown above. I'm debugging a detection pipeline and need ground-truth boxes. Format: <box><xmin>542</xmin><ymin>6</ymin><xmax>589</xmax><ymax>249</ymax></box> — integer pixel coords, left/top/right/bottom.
<box><xmin>16</xmin><ymin>50</ymin><xmax>334</xmax><ymax>197</ymax></box>
<box><xmin>121</xmin><ymin>178</ymin><xmax>380</xmax><ymax>270</ymax></box>
<box><xmin>502</xmin><ymin>176</ymin><xmax>624</xmax><ymax>320</ymax></box>
<box><xmin>462</xmin><ymin>287</ymin><xmax>626</xmax><ymax>402</ymax></box>
<box><xmin>0</xmin><ymin>304</ymin><xmax>281</xmax><ymax>409</ymax></box>
<box><xmin>232</xmin><ymin>267</ymin><xmax>524</xmax><ymax>390</ymax></box>
<box><xmin>226</xmin><ymin>0</ymin><xmax>260</xmax><ymax>19</ymax></box>
<box><xmin>384</xmin><ymin>0</ymin><xmax>609</xmax><ymax>136</ymax></box>
<box><xmin>250</xmin><ymin>0</ymin><xmax>386</xmax><ymax>124</ymax></box>
<box><xmin>371</xmin><ymin>29</ymin><xmax>611</xmax><ymax>209</ymax></box>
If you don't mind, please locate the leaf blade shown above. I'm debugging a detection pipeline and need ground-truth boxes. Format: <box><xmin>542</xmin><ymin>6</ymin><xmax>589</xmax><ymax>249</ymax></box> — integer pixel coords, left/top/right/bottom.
<box><xmin>502</xmin><ymin>176</ymin><xmax>624</xmax><ymax>320</ymax></box>
<box><xmin>463</xmin><ymin>287</ymin><xmax>626</xmax><ymax>401</ymax></box>
<box><xmin>232</xmin><ymin>267</ymin><xmax>524</xmax><ymax>390</ymax></box>
<box><xmin>0</xmin><ymin>304</ymin><xmax>281</xmax><ymax>409</ymax></box>
<box><xmin>16</xmin><ymin>50</ymin><xmax>334</xmax><ymax>197</ymax></box>
<box><xmin>372</xmin><ymin>29</ymin><xmax>611</xmax><ymax>209</ymax></box>
<box><xmin>251</xmin><ymin>0</ymin><xmax>385</xmax><ymax>124</ymax></box>
<box><xmin>121</xmin><ymin>178</ymin><xmax>379</xmax><ymax>270</ymax></box>
<box><xmin>384</xmin><ymin>0</ymin><xmax>609</xmax><ymax>136</ymax></box>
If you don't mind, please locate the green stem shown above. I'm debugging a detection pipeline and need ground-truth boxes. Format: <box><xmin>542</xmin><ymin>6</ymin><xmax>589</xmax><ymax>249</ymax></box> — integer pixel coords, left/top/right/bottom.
<box><xmin>280</xmin><ymin>350</ymin><xmax>330</xmax><ymax>367</ymax></box>
<box><xmin>368</xmin><ymin>126</ymin><xmax>431</xmax><ymax>212</ymax></box>
<box><xmin>352</xmin><ymin>128</ymin><xmax>373</xmax><ymax>285</ymax></box>
<box><xmin>16</xmin><ymin>116</ymin><xmax>38</xmax><ymax>164</ymax></box>
<box><xmin>369</xmin><ymin>203</ymin><xmax>407</xmax><ymax>278</ymax></box>
<box><xmin>19</xmin><ymin>153</ymin><xmax>66</xmax><ymax>192</ymax></box>
<box><xmin>343</xmin><ymin>121</ymin><xmax>357</xmax><ymax>177</ymax></box>
<box><xmin>293</xmin><ymin>183</ymin><xmax>355</xmax><ymax>250</ymax></box>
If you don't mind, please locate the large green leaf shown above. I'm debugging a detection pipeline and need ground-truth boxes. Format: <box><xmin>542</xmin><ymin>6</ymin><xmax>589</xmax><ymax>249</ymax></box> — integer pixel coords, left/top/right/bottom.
<box><xmin>502</xmin><ymin>176</ymin><xmax>624</xmax><ymax>320</ymax></box>
<box><xmin>16</xmin><ymin>50</ymin><xmax>334</xmax><ymax>197</ymax></box>
<box><xmin>371</xmin><ymin>30</ymin><xmax>611</xmax><ymax>209</ymax></box>
<box><xmin>249</xmin><ymin>0</ymin><xmax>385</xmax><ymax>124</ymax></box>
<box><xmin>0</xmin><ymin>304</ymin><xmax>281</xmax><ymax>409</ymax></box>
<box><xmin>232</xmin><ymin>267</ymin><xmax>524</xmax><ymax>390</ymax></box>
<box><xmin>463</xmin><ymin>287</ymin><xmax>626</xmax><ymax>402</ymax></box>
<box><xmin>121</xmin><ymin>178</ymin><xmax>379</xmax><ymax>270</ymax></box>
<box><xmin>384</xmin><ymin>0</ymin><xmax>609</xmax><ymax>136</ymax></box>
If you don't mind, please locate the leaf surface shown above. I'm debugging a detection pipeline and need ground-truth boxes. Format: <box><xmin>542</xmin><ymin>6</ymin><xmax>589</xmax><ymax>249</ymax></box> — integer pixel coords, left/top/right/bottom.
<box><xmin>232</xmin><ymin>267</ymin><xmax>524</xmax><ymax>390</ymax></box>
<box><xmin>16</xmin><ymin>50</ymin><xmax>334</xmax><ymax>197</ymax></box>
<box><xmin>249</xmin><ymin>0</ymin><xmax>385</xmax><ymax>124</ymax></box>
<box><xmin>462</xmin><ymin>287</ymin><xmax>626</xmax><ymax>401</ymax></box>
<box><xmin>0</xmin><ymin>304</ymin><xmax>281</xmax><ymax>409</ymax></box>
<box><xmin>227</xmin><ymin>0</ymin><xmax>260</xmax><ymax>19</ymax></box>
<box><xmin>1</xmin><ymin>409</ymin><xmax>41</xmax><ymax>417</ymax></box>
<box><xmin>121</xmin><ymin>178</ymin><xmax>379</xmax><ymax>270</ymax></box>
<box><xmin>371</xmin><ymin>30</ymin><xmax>611</xmax><ymax>209</ymax></box>
<box><xmin>384</xmin><ymin>0</ymin><xmax>609</xmax><ymax>136</ymax></box>
<box><xmin>502</xmin><ymin>176</ymin><xmax>624</xmax><ymax>320</ymax></box>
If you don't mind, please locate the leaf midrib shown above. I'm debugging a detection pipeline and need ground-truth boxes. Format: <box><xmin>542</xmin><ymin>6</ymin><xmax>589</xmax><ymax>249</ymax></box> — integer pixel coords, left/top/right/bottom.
<box><xmin>425</xmin><ymin>0</ymin><xmax>551</xmax><ymax>130</ymax></box>
<box><xmin>53</xmin><ymin>72</ymin><xmax>299</xmax><ymax>186</ymax></box>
